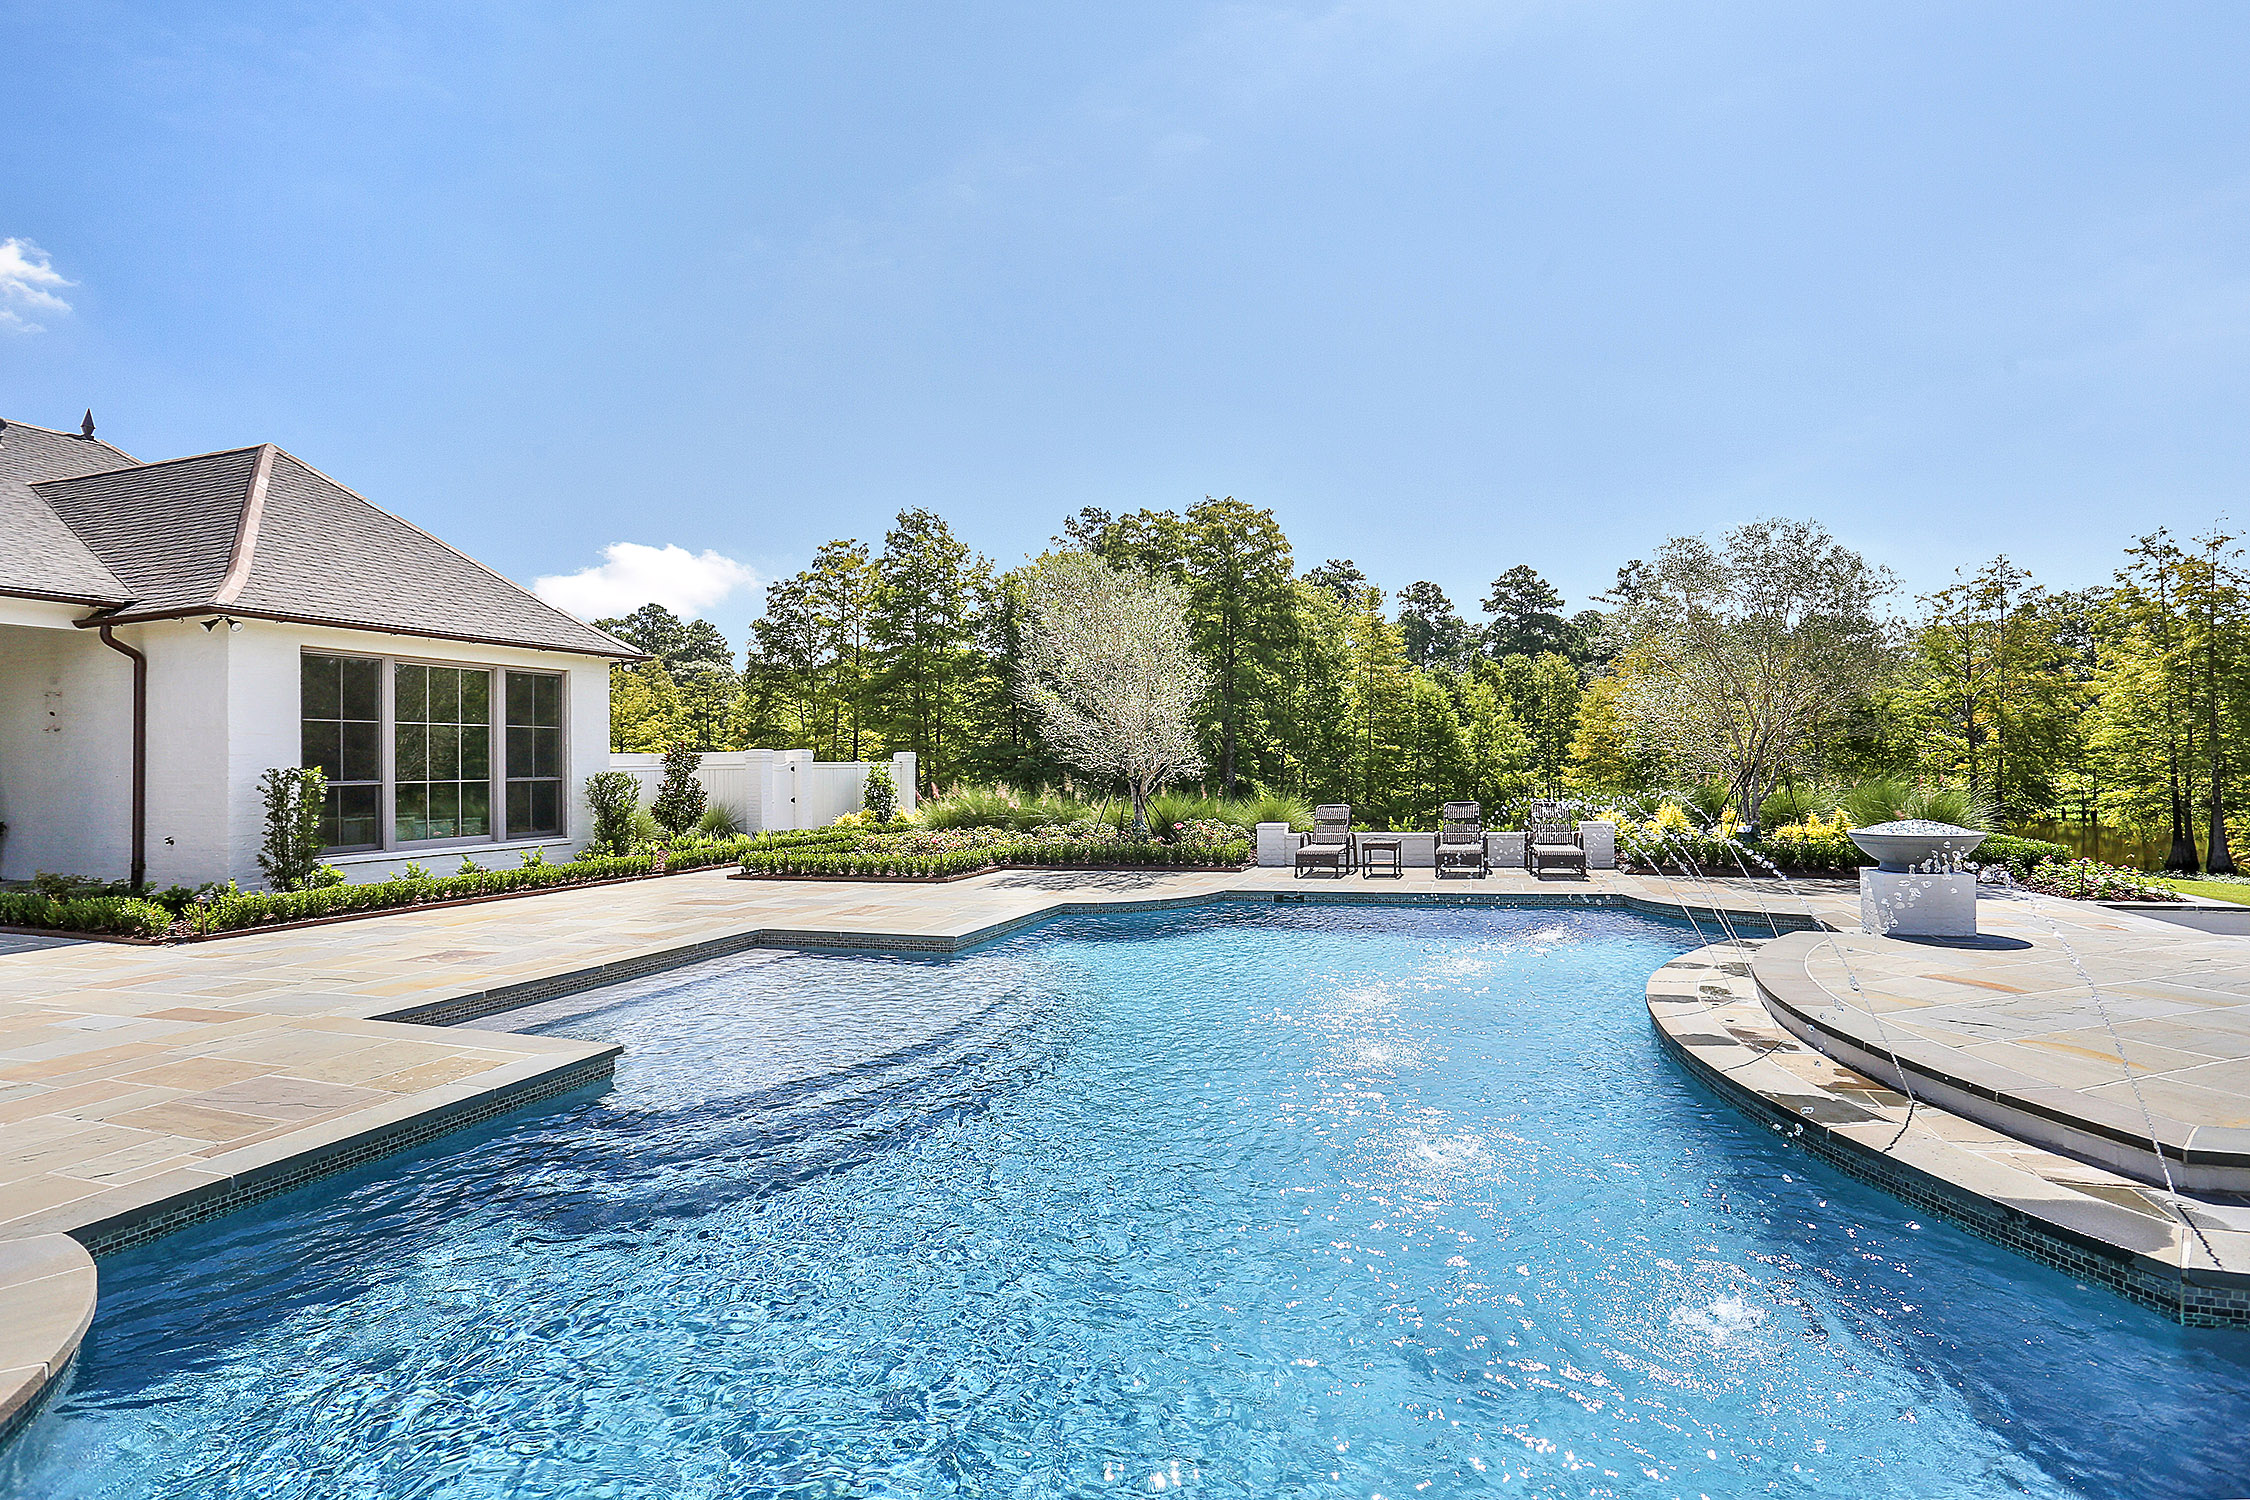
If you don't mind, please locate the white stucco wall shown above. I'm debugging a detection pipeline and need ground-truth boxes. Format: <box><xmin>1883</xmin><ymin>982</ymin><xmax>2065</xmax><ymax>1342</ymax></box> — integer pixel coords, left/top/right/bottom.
<box><xmin>0</xmin><ymin>607</ymin><xmax>136</xmax><ymax>883</ymax></box>
<box><xmin>212</xmin><ymin>620</ymin><xmax>613</xmax><ymax>888</ymax></box>
<box><xmin>0</xmin><ymin>607</ymin><xmax>613</xmax><ymax>890</ymax></box>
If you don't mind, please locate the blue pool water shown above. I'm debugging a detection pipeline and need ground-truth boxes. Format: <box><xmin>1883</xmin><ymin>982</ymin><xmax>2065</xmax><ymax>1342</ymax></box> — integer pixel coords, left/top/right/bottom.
<box><xmin>7</xmin><ymin>906</ymin><xmax>2248</xmax><ymax>1498</ymax></box>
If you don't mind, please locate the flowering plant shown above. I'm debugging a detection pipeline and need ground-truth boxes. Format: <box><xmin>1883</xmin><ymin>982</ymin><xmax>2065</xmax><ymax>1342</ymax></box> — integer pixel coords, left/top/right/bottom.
<box><xmin>1171</xmin><ymin>818</ymin><xmax>1253</xmax><ymax>849</ymax></box>
<box><xmin>2023</xmin><ymin>858</ymin><xmax>2177</xmax><ymax>903</ymax></box>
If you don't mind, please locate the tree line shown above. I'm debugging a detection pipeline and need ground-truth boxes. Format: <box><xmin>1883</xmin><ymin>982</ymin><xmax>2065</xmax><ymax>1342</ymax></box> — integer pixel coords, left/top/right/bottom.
<box><xmin>597</xmin><ymin>502</ymin><xmax>2250</xmax><ymax>871</ymax></box>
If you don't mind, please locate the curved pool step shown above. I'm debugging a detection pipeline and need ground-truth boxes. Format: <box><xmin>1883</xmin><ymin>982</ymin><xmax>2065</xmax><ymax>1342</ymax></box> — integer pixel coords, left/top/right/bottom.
<box><xmin>1647</xmin><ymin>940</ymin><xmax>2250</xmax><ymax>1327</ymax></box>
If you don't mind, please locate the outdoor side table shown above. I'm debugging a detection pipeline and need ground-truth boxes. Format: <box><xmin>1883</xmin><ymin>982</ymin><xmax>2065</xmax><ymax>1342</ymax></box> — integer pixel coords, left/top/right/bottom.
<box><xmin>1359</xmin><ymin>833</ymin><xmax>1404</xmax><ymax>878</ymax></box>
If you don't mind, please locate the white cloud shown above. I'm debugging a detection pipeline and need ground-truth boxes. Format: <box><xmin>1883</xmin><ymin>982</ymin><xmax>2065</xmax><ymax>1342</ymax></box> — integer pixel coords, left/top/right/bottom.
<box><xmin>533</xmin><ymin>542</ymin><xmax>759</xmax><ymax>622</ymax></box>
<box><xmin>0</xmin><ymin>238</ymin><xmax>73</xmax><ymax>334</ymax></box>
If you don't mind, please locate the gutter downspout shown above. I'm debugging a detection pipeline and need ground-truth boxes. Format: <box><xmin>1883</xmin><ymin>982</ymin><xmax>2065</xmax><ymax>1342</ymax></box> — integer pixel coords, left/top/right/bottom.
<box><xmin>96</xmin><ymin>625</ymin><xmax>147</xmax><ymax>890</ymax></box>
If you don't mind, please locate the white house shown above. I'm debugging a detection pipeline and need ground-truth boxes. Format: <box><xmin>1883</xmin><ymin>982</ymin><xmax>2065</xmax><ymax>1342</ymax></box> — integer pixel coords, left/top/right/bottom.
<box><xmin>0</xmin><ymin>413</ymin><xmax>637</xmax><ymax>890</ymax></box>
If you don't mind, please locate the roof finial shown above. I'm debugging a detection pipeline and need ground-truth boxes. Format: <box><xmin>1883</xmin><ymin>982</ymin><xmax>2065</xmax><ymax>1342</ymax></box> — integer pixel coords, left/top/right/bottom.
<box><xmin>80</xmin><ymin>409</ymin><xmax>95</xmax><ymax>439</ymax></box>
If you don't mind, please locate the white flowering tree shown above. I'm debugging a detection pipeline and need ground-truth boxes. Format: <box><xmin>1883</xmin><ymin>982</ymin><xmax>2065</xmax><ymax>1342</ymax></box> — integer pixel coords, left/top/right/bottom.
<box><xmin>1622</xmin><ymin>518</ymin><xmax>1896</xmax><ymax>828</ymax></box>
<box><xmin>1016</xmin><ymin>552</ymin><xmax>1207</xmax><ymax>839</ymax></box>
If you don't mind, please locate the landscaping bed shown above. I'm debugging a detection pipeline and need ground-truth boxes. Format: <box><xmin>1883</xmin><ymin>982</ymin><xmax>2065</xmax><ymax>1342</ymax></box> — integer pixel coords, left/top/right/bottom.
<box><xmin>736</xmin><ymin>824</ymin><xmax>1251</xmax><ymax>881</ymax></box>
<box><xmin>1</xmin><ymin>829</ymin><xmax>865</xmax><ymax>941</ymax></box>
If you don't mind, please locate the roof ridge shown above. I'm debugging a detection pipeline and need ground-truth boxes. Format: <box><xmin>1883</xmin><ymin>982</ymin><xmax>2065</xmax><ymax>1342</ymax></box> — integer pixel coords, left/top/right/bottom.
<box><xmin>0</xmin><ymin>417</ymin><xmax>140</xmax><ymax>465</ymax></box>
<box><xmin>212</xmin><ymin>444</ymin><xmax>276</xmax><ymax>606</ymax></box>
<box><xmin>28</xmin><ymin>442</ymin><xmax>264</xmax><ymax>487</ymax></box>
<box><xmin>263</xmin><ymin>447</ymin><xmax>640</xmax><ymax>656</ymax></box>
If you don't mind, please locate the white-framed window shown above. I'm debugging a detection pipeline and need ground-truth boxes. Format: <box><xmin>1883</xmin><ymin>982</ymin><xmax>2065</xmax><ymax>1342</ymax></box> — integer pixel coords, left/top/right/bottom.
<box><xmin>300</xmin><ymin>651</ymin><xmax>567</xmax><ymax>852</ymax></box>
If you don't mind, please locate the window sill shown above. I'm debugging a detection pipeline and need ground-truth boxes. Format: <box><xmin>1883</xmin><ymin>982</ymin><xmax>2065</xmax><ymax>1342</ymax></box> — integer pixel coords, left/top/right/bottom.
<box><xmin>324</xmin><ymin>836</ymin><xmax>573</xmax><ymax>867</ymax></box>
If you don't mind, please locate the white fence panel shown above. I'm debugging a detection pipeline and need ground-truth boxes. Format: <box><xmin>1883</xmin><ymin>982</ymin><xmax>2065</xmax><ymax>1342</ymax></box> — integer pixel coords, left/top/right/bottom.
<box><xmin>798</xmin><ymin>762</ymin><xmax>864</xmax><ymax>827</ymax></box>
<box><xmin>603</xmin><ymin>748</ymin><xmax>915</xmax><ymax>833</ymax></box>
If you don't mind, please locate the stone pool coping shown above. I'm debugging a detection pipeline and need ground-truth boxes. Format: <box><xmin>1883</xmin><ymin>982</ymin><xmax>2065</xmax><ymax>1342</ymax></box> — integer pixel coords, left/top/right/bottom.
<box><xmin>1648</xmin><ymin>940</ymin><xmax>2250</xmax><ymax>1326</ymax></box>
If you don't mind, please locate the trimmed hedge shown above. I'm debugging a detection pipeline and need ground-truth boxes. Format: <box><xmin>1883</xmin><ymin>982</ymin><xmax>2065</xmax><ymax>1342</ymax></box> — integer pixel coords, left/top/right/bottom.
<box><xmin>184</xmin><ymin>830</ymin><xmax>856</xmax><ymax>936</ymax></box>
<box><xmin>190</xmin><ymin>854</ymin><xmax>669</xmax><ymax>934</ymax></box>
<box><xmin>1009</xmin><ymin>839</ymin><xmax>1251</xmax><ymax>867</ymax></box>
<box><xmin>738</xmin><ymin>846</ymin><xmax>997</xmax><ymax>879</ymax></box>
<box><xmin>0</xmin><ymin>890</ymin><xmax>170</xmax><ymax>938</ymax></box>
<box><xmin>1975</xmin><ymin>833</ymin><xmax>2072</xmax><ymax>878</ymax></box>
<box><xmin>737</xmin><ymin>837</ymin><xmax>1253</xmax><ymax>880</ymax></box>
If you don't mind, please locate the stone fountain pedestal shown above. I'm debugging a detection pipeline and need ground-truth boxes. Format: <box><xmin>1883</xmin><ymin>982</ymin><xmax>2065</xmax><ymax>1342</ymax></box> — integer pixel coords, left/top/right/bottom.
<box><xmin>1860</xmin><ymin>870</ymin><xmax>1977</xmax><ymax>938</ymax></box>
<box><xmin>1850</xmin><ymin>820</ymin><xmax>1988</xmax><ymax>939</ymax></box>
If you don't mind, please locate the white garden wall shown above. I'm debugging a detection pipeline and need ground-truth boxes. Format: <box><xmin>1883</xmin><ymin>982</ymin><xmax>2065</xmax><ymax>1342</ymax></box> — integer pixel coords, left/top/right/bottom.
<box><xmin>608</xmin><ymin>749</ymin><xmax>918</xmax><ymax>833</ymax></box>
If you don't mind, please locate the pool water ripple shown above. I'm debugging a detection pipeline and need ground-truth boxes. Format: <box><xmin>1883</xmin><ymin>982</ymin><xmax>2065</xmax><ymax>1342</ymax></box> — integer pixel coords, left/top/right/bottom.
<box><xmin>6</xmin><ymin>906</ymin><xmax>2247</xmax><ymax>1499</ymax></box>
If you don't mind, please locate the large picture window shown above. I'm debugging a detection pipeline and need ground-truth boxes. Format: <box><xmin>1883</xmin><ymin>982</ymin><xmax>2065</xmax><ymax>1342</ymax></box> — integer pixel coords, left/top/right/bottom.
<box><xmin>506</xmin><ymin>671</ymin><xmax>564</xmax><ymax>838</ymax></box>
<box><xmin>301</xmin><ymin>655</ymin><xmax>381</xmax><ymax>849</ymax></box>
<box><xmin>299</xmin><ymin>651</ymin><xmax>564</xmax><ymax>852</ymax></box>
<box><xmin>394</xmin><ymin>664</ymin><xmax>492</xmax><ymax>842</ymax></box>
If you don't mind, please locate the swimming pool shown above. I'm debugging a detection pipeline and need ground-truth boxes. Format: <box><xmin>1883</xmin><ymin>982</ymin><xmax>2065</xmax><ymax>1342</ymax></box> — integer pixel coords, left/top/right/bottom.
<box><xmin>6</xmin><ymin>905</ymin><xmax>2246</xmax><ymax>1497</ymax></box>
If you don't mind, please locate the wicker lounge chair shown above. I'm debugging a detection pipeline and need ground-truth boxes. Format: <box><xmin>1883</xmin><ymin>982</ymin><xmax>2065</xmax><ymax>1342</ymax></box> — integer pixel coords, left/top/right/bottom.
<box><xmin>1434</xmin><ymin>801</ymin><xmax>1485</xmax><ymax>879</ymax></box>
<box><xmin>1295</xmin><ymin>805</ymin><xmax>1354</xmax><ymax>878</ymax></box>
<box><xmin>1526</xmin><ymin>801</ymin><xmax>1586</xmax><ymax>878</ymax></box>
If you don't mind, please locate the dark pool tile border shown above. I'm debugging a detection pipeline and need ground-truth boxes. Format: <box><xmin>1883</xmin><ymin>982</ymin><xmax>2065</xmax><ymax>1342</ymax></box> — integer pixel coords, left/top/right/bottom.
<box><xmin>69</xmin><ymin>1051</ymin><xmax>618</xmax><ymax>1259</ymax></box>
<box><xmin>1660</xmin><ymin>1026</ymin><xmax>2250</xmax><ymax>1326</ymax></box>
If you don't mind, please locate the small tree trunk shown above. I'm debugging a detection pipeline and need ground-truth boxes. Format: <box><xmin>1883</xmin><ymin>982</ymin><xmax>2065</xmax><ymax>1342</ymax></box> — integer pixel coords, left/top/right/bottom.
<box><xmin>2167</xmin><ymin>771</ymin><xmax>2200</xmax><ymax>873</ymax></box>
<box><xmin>2212</xmin><ymin>637</ymin><xmax>2236</xmax><ymax>875</ymax></box>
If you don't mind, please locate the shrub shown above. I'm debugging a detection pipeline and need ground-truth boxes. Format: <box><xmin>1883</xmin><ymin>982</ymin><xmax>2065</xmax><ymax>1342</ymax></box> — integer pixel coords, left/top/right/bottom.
<box><xmin>1759</xmin><ymin>781</ymin><xmax>1833</xmax><ymax>828</ymax></box>
<box><xmin>1754</xmin><ymin>812</ymin><xmax>1861</xmax><ymax>872</ymax></box>
<box><xmin>1975</xmin><ymin>833</ymin><xmax>2072</xmax><ymax>879</ymax></box>
<box><xmin>736</xmin><ymin>829</ymin><xmax>1251</xmax><ymax>880</ymax></box>
<box><xmin>649</xmin><ymin>742</ymin><xmax>708</xmax><ymax>837</ymax></box>
<box><xmin>917</xmin><ymin>783</ymin><xmax>1109</xmax><ymax>832</ymax></box>
<box><xmin>1171</xmin><ymin>817</ymin><xmax>1253</xmax><ymax>849</ymax></box>
<box><xmin>584</xmin><ymin>771</ymin><xmax>641</xmax><ymax>856</ymax></box>
<box><xmin>698</xmin><ymin>803</ymin><xmax>744</xmax><ymax>839</ymax></box>
<box><xmin>256</xmin><ymin>766</ymin><xmax>329</xmax><ymax>891</ymax></box>
<box><xmin>1839</xmin><ymin>776</ymin><xmax>1990</xmax><ymax>832</ymax></box>
<box><xmin>2023</xmin><ymin>858</ymin><xmax>2175</xmax><ymax>902</ymax></box>
<box><xmin>0</xmin><ymin>891</ymin><xmax>169</xmax><ymax>937</ymax></box>
<box><xmin>863</xmin><ymin>764</ymin><xmax>898</xmax><ymax>823</ymax></box>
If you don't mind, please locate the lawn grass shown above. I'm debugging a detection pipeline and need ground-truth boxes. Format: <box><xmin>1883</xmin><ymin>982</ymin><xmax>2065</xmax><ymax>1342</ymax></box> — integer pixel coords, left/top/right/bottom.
<box><xmin>2150</xmin><ymin>876</ymin><xmax>2250</xmax><ymax>905</ymax></box>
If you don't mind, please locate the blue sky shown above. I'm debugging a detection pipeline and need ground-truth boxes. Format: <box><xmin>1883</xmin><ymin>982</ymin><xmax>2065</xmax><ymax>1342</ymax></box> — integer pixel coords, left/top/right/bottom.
<box><xmin>7</xmin><ymin>1</ymin><xmax>2250</xmax><ymax>646</ymax></box>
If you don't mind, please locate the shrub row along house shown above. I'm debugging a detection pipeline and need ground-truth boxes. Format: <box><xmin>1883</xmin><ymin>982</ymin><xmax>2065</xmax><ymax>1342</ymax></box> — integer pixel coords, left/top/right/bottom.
<box><xmin>0</xmin><ymin>413</ymin><xmax>636</xmax><ymax>888</ymax></box>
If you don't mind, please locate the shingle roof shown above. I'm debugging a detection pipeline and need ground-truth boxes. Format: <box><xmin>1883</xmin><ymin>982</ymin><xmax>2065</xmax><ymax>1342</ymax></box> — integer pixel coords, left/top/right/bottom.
<box><xmin>206</xmin><ymin>450</ymin><xmax>638</xmax><ymax>656</ymax></box>
<box><xmin>0</xmin><ymin>419</ymin><xmax>136</xmax><ymax>605</ymax></box>
<box><xmin>35</xmin><ymin>446</ymin><xmax>267</xmax><ymax>615</ymax></box>
<box><xmin>1</xmin><ymin>415</ymin><xmax>637</xmax><ymax>658</ymax></box>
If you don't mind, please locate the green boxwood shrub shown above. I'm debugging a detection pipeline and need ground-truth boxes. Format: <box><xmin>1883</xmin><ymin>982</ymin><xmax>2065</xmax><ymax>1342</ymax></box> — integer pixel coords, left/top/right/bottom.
<box><xmin>182</xmin><ymin>829</ymin><xmax>862</xmax><ymax>936</ymax></box>
<box><xmin>0</xmin><ymin>891</ymin><xmax>170</xmax><ymax>937</ymax></box>
<box><xmin>1975</xmin><ymin>833</ymin><xmax>2073</xmax><ymax>878</ymax></box>
<box><xmin>737</xmin><ymin>836</ymin><xmax>1251</xmax><ymax>880</ymax></box>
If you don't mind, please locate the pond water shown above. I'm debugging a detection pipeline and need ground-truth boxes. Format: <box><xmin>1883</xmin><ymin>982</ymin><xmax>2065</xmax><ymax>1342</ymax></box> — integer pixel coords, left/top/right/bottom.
<box><xmin>2013</xmin><ymin>820</ymin><xmax>2189</xmax><ymax>872</ymax></box>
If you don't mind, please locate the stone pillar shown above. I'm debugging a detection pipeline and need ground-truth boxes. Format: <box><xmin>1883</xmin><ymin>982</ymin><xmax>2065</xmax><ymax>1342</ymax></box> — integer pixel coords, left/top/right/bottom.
<box><xmin>889</xmin><ymin>751</ymin><xmax>918</xmax><ymax>816</ymax></box>
<box><xmin>1860</xmin><ymin>870</ymin><xmax>1977</xmax><ymax>938</ymax></box>
<box><xmin>1486</xmin><ymin>831</ymin><xmax>1526</xmax><ymax>870</ymax></box>
<box><xmin>1579</xmin><ymin>821</ymin><xmax>1617</xmax><ymax>870</ymax></box>
<box><xmin>1256</xmin><ymin>823</ymin><xmax>1296</xmax><ymax>867</ymax></box>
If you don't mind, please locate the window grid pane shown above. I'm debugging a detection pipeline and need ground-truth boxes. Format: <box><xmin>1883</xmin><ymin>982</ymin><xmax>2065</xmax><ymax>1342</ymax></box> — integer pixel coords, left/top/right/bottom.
<box><xmin>395</xmin><ymin>663</ymin><xmax>493</xmax><ymax>842</ymax></box>
<box><xmin>504</xmin><ymin>671</ymin><xmax>564</xmax><ymax>838</ymax></box>
<box><xmin>303</xmin><ymin>654</ymin><xmax>381</xmax><ymax>852</ymax></box>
